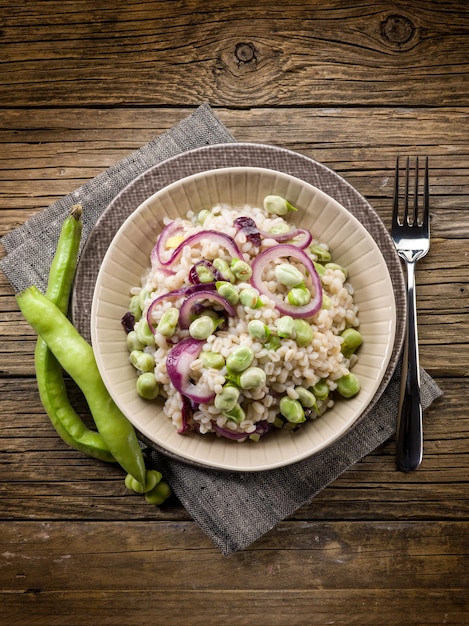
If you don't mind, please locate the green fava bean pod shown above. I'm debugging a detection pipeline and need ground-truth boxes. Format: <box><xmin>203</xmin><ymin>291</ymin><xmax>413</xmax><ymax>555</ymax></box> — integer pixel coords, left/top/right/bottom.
<box><xmin>34</xmin><ymin>205</ymin><xmax>115</xmax><ymax>464</ymax></box>
<box><xmin>17</xmin><ymin>286</ymin><xmax>146</xmax><ymax>487</ymax></box>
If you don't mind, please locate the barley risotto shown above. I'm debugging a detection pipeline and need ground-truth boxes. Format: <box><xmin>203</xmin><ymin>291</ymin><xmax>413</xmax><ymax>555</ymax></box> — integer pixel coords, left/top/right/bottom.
<box><xmin>121</xmin><ymin>195</ymin><xmax>362</xmax><ymax>442</ymax></box>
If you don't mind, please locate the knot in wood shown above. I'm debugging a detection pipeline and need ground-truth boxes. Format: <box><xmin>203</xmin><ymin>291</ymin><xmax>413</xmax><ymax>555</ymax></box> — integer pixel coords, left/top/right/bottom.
<box><xmin>235</xmin><ymin>42</ymin><xmax>257</xmax><ymax>65</ymax></box>
<box><xmin>381</xmin><ymin>14</ymin><xmax>415</xmax><ymax>45</ymax></box>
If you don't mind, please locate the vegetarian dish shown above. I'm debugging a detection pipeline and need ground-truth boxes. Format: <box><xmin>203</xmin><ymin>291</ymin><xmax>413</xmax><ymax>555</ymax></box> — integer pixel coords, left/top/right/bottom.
<box><xmin>121</xmin><ymin>195</ymin><xmax>363</xmax><ymax>442</ymax></box>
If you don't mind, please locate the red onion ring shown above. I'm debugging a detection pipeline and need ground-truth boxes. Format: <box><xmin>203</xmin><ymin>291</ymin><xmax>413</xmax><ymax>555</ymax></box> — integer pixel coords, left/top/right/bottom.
<box><xmin>154</xmin><ymin>230</ymin><xmax>246</xmax><ymax>267</ymax></box>
<box><xmin>146</xmin><ymin>283</ymin><xmax>217</xmax><ymax>333</ymax></box>
<box><xmin>178</xmin><ymin>290</ymin><xmax>236</xmax><ymax>329</ymax></box>
<box><xmin>250</xmin><ymin>244</ymin><xmax>322</xmax><ymax>318</ymax></box>
<box><xmin>166</xmin><ymin>338</ymin><xmax>215</xmax><ymax>404</ymax></box>
<box><xmin>151</xmin><ymin>221</ymin><xmax>184</xmax><ymax>265</ymax></box>
<box><xmin>258</xmin><ymin>227</ymin><xmax>312</xmax><ymax>248</ymax></box>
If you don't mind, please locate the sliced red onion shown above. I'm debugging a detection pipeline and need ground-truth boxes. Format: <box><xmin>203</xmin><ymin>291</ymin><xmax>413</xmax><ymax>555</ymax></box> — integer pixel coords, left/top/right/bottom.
<box><xmin>151</xmin><ymin>220</ymin><xmax>184</xmax><ymax>265</ymax></box>
<box><xmin>178</xmin><ymin>290</ymin><xmax>236</xmax><ymax>329</ymax></box>
<box><xmin>155</xmin><ymin>230</ymin><xmax>246</xmax><ymax>267</ymax></box>
<box><xmin>166</xmin><ymin>338</ymin><xmax>215</xmax><ymax>404</ymax></box>
<box><xmin>188</xmin><ymin>260</ymin><xmax>224</xmax><ymax>284</ymax></box>
<box><xmin>214</xmin><ymin>425</ymin><xmax>249</xmax><ymax>440</ymax></box>
<box><xmin>234</xmin><ymin>215</ymin><xmax>312</xmax><ymax>249</ymax></box>
<box><xmin>251</xmin><ymin>244</ymin><xmax>322</xmax><ymax>318</ymax></box>
<box><xmin>146</xmin><ymin>283</ymin><xmax>217</xmax><ymax>333</ymax></box>
<box><xmin>179</xmin><ymin>395</ymin><xmax>199</xmax><ymax>434</ymax></box>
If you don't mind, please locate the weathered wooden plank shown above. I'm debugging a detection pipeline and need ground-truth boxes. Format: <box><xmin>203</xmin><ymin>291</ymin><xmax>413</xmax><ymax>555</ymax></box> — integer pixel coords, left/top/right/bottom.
<box><xmin>0</xmin><ymin>521</ymin><xmax>467</xmax><ymax>625</ymax></box>
<box><xmin>2</xmin><ymin>589</ymin><xmax>468</xmax><ymax>626</ymax></box>
<box><xmin>0</xmin><ymin>377</ymin><xmax>466</xmax><ymax>521</ymax></box>
<box><xmin>0</xmin><ymin>1</ymin><xmax>468</xmax><ymax>107</ymax></box>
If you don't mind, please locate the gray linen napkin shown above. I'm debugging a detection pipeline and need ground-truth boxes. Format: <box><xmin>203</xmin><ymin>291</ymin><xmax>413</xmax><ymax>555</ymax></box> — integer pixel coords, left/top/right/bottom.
<box><xmin>1</xmin><ymin>103</ymin><xmax>442</xmax><ymax>555</ymax></box>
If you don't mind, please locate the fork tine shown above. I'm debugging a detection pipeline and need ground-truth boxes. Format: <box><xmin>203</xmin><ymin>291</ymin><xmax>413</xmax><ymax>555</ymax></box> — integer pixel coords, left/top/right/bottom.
<box><xmin>422</xmin><ymin>156</ymin><xmax>430</xmax><ymax>231</ymax></box>
<box><xmin>392</xmin><ymin>156</ymin><xmax>400</xmax><ymax>227</ymax></box>
<box><xmin>412</xmin><ymin>156</ymin><xmax>419</xmax><ymax>226</ymax></box>
<box><xmin>403</xmin><ymin>156</ymin><xmax>410</xmax><ymax>225</ymax></box>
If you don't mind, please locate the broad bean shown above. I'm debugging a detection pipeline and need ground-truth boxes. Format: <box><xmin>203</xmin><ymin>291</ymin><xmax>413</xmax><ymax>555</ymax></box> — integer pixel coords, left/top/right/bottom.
<box><xmin>336</xmin><ymin>373</ymin><xmax>361</xmax><ymax>398</ymax></box>
<box><xmin>239</xmin><ymin>367</ymin><xmax>266</xmax><ymax>390</ymax></box>
<box><xmin>275</xmin><ymin>263</ymin><xmax>304</xmax><ymax>287</ymax></box>
<box><xmin>340</xmin><ymin>328</ymin><xmax>363</xmax><ymax>358</ymax></box>
<box><xmin>248</xmin><ymin>319</ymin><xmax>270</xmax><ymax>342</ymax></box>
<box><xmin>17</xmin><ymin>286</ymin><xmax>147</xmax><ymax>487</ymax></box>
<box><xmin>279</xmin><ymin>397</ymin><xmax>306</xmax><ymax>423</ymax></box>
<box><xmin>136</xmin><ymin>372</ymin><xmax>160</xmax><ymax>399</ymax></box>
<box><xmin>130</xmin><ymin>350</ymin><xmax>155</xmax><ymax>373</ymax></box>
<box><xmin>33</xmin><ymin>205</ymin><xmax>115</xmax><ymax>464</ymax></box>
<box><xmin>263</xmin><ymin>195</ymin><xmax>297</xmax><ymax>215</ymax></box>
<box><xmin>239</xmin><ymin>287</ymin><xmax>261</xmax><ymax>308</ymax></box>
<box><xmin>214</xmin><ymin>385</ymin><xmax>240</xmax><ymax>412</ymax></box>
<box><xmin>275</xmin><ymin>315</ymin><xmax>295</xmax><ymax>338</ymax></box>
<box><xmin>216</xmin><ymin>281</ymin><xmax>239</xmax><ymax>305</ymax></box>
<box><xmin>226</xmin><ymin>346</ymin><xmax>254</xmax><ymax>372</ymax></box>
<box><xmin>189</xmin><ymin>315</ymin><xmax>216</xmax><ymax>340</ymax></box>
<box><xmin>231</xmin><ymin>259</ymin><xmax>252</xmax><ymax>281</ymax></box>
<box><xmin>288</xmin><ymin>285</ymin><xmax>311</xmax><ymax>306</ymax></box>
<box><xmin>201</xmin><ymin>350</ymin><xmax>225</xmax><ymax>369</ymax></box>
<box><xmin>293</xmin><ymin>319</ymin><xmax>313</xmax><ymax>347</ymax></box>
<box><xmin>156</xmin><ymin>307</ymin><xmax>179</xmax><ymax>337</ymax></box>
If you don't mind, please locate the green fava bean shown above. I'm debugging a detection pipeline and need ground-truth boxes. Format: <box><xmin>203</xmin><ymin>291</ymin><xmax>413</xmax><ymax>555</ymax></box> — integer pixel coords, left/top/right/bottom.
<box><xmin>312</xmin><ymin>379</ymin><xmax>329</xmax><ymax>401</ymax></box>
<box><xmin>295</xmin><ymin>386</ymin><xmax>317</xmax><ymax>408</ymax></box>
<box><xmin>16</xmin><ymin>286</ymin><xmax>147</xmax><ymax>487</ymax></box>
<box><xmin>321</xmin><ymin>293</ymin><xmax>332</xmax><ymax>310</ymax></box>
<box><xmin>309</xmin><ymin>244</ymin><xmax>331</xmax><ymax>263</ymax></box>
<box><xmin>216</xmin><ymin>281</ymin><xmax>239</xmax><ymax>305</ymax></box>
<box><xmin>274</xmin><ymin>263</ymin><xmax>304</xmax><ymax>287</ymax></box>
<box><xmin>136</xmin><ymin>319</ymin><xmax>155</xmax><ymax>346</ymax></box>
<box><xmin>314</xmin><ymin>262</ymin><xmax>326</xmax><ymax>277</ymax></box>
<box><xmin>136</xmin><ymin>372</ymin><xmax>160</xmax><ymax>400</ymax></box>
<box><xmin>213</xmin><ymin>259</ymin><xmax>235</xmax><ymax>282</ymax></box>
<box><xmin>231</xmin><ymin>259</ymin><xmax>252</xmax><ymax>281</ymax></box>
<box><xmin>126</xmin><ymin>330</ymin><xmax>144</xmax><ymax>352</ymax></box>
<box><xmin>201</xmin><ymin>350</ymin><xmax>225</xmax><ymax>369</ymax></box>
<box><xmin>145</xmin><ymin>480</ymin><xmax>172</xmax><ymax>505</ymax></box>
<box><xmin>248</xmin><ymin>319</ymin><xmax>270</xmax><ymax>342</ymax></box>
<box><xmin>239</xmin><ymin>367</ymin><xmax>266</xmax><ymax>390</ymax></box>
<box><xmin>265</xmin><ymin>335</ymin><xmax>281</xmax><ymax>351</ymax></box>
<box><xmin>288</xmin><ymin>285</ymin><xmax>311</xmax><ymax>306</ymax></box>
<box><xmin>196</xmin><ymin>209</ymin><xmax>210</xmax><ymax>225</ymax></box>
<box><xmin>156</xmin><ymin>307</ymin><xmax>179</xmax><ymax>337</ymax></box>
<box><xmin>214</xmin><ymin>385</ymin><xmax>240</xmax><ymax>412</ymax></box>
<box><xmin>130</xmin><ymin>350</ymin><xmax>155</xmax><ymax>373</ymax></box>
<box><xmin>336</xmin><ymin>373</ymin><xmax>361</xmax><ymax>398</ymax></box>
<box><xmin>189</xmin><ymin>315</ymin><xmax>216</xmax><ymax>340</ymax></box>
<box><xmin>226</xmin><ymin>345</ymin><xmax>254</xmax><ymax>372</ymax></box>
<box><xmin>275</xmin><ymin>315</ymin><xmax>295</xmax><ymax>338</ymax></box>
<box><xmin>128</xmin><ymin>295</ymin><xmax>142</xmax><ymax>320</ymax></box>
<box><xmin>223</xmin><ymin>403</ymin><xmax>246</xmax><ymax>424</ymax></box>
<box><xmin>239</xmin><ymin>287</ymin><xmax>260</xmax><ymax>308</ymax></box>
<box><xmin>33</xmin><ymin>205</ymin><xmax>115</xmax><ymax>464</ymax></box>
<box><xmin>263</xmin><ymin>195</ymin><xmax>297</xmax><ymax>215</ymax></box>
<box><xmin>325</xmin><ymin>262</ymin><xmax>348</xmax><ymax>279</ymax></box>
<box><xmin>293</xmin><ymin>319</ymin><xmax>313</xmax><ymax>347</ymax></box>
<box><xmin>270</xmin><ymin>222</ymin><xmax>291</xmax><ymax>235</ymax></box>
<box><xmin>279</xmin><ymin>397</ymin><xmax>306</xmax><ymax>424</ymax></box>
<box><xmin>341</xmin><ymin>328</ymin><xmax>363</xmax><ymax>358</ymax></box>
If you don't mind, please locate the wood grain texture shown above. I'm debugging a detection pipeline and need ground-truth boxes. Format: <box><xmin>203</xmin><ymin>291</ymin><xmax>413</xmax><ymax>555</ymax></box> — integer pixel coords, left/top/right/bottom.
<box><xmin>1</xmin><ymin>521</ymin><xmax>468</xmax><ymax>625</ymax></box>
<box><xmin>1</xmin><ymin>1</ymin><xmax>468</xmax><ymax>107</ymax></box>
<box><xmin>1</xmin><ymin>1</ymin><xmax>468</xmax><ymax>624</ymax></box>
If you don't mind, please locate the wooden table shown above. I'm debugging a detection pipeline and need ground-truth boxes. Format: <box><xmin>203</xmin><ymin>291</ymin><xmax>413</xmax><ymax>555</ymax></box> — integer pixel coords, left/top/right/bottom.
<box><xmin>1</xmin><ymin>2</ymin><xmax>468</xmax><ymax>624</ymax></box>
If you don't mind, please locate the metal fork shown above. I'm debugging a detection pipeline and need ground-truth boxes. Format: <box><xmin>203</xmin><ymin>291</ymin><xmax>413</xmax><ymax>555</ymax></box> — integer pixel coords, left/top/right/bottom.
<box><xmin>392</xmin><ymin>156</ymin><xmax>430</xmax><ymax>472</ymax></box>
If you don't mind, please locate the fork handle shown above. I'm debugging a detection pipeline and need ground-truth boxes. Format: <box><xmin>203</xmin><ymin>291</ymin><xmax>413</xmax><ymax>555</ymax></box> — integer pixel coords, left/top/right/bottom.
<box><xmin>396</xmin><ymin>261</ymin><xmax>423</xmax><ymax>471</ymax></box>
